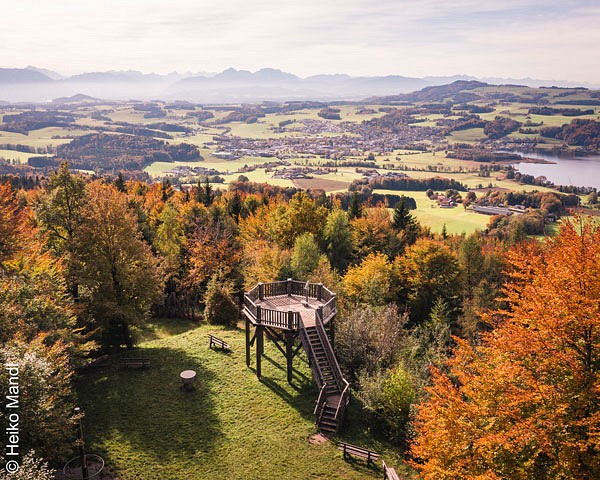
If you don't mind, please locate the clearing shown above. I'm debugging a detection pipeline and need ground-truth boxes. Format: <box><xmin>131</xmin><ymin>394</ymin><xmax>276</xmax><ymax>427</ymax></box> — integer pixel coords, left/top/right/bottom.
<box><xmin>76</xmin><ymin>319</ymin><xmax>406</xmax><ymax>480</ymax></box>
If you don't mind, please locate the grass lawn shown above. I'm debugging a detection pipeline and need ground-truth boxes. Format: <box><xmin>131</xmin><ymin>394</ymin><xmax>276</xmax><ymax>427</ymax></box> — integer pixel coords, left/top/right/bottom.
<box><xmin>76</xmin><ymin>319</ymin><xmax>406</xmax><ymax>480</ymax></box>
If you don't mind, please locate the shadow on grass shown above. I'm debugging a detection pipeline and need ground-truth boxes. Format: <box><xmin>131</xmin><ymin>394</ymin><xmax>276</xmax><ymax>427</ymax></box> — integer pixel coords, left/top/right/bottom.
<box><xmin>75</xmin><ymin>345</ymin><xmax>223</xmax><ymax>466</ymax></box>
<box><xmin>262</xmin><ymin>353</ymin><xmax>312</xmax><ymax>384</ymax></box>
<box><xmin>136</xmin><ymin>317</ymin><xmax>199</xmax><ymax>342</ymax></box>
<box><xmin>338</xmin><ymin>454</ymin><xmax>382</xmax><ymax>477</ymax></box>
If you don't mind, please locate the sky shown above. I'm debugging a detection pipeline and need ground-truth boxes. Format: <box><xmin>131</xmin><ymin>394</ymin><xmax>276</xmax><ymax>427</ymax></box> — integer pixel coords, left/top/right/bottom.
<box><xmin>1</xmin><ymin>0</ymin><xmax>599</xmax><ymax>82</ymax></box>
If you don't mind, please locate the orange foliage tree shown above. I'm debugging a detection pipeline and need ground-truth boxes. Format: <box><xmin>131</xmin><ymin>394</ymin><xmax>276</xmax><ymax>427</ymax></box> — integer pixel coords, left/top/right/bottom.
<box><xmin>410</xmin><ymin>220</ymin><xmax>600</xmax><ymax>479</ymax></box>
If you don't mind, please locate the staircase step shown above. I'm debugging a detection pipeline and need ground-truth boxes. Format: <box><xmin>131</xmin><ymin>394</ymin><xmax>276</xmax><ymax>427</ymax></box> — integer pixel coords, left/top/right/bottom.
<box><xmin>319</xmin><ymin>419</ymin><xmax>338</xmax><ymax>429</ymax></box>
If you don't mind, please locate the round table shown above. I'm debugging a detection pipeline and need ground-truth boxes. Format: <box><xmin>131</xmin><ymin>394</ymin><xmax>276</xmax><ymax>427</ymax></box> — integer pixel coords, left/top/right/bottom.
<box><xmin>180</xmin><ymin>370</ymin><xmax>197</xmax><ymax>390</ymax></box>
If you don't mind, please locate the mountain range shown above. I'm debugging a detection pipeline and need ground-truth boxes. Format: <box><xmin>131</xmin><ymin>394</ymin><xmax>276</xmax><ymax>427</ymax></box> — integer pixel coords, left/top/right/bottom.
<box><xmin>1</xmin><ymin>66</ymin><xmax>597</xmax><ymax>104</ymax></box>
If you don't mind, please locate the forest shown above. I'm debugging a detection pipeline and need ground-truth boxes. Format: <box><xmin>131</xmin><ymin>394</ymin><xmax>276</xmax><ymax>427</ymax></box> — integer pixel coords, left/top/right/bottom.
<box><xmin>42</xmin><ymin>133</ymin><xmax>203</xmax><ymax>173</ymax></box>
<box><xmin>0</xmin><ymin>161</ymin><xmax>598</xmax><ymax>479</ymax></box>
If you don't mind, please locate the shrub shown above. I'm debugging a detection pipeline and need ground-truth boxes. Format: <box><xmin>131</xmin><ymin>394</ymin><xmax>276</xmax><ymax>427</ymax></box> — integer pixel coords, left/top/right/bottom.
<box><xmin>203</xmin><ymin>273</ymin><xmax>239</xmax><ymax>326</ymax></box>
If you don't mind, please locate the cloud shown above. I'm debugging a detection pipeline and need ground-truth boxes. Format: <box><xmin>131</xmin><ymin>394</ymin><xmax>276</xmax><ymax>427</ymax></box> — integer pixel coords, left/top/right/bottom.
<box><xmin>0</xmin><ymin>0</ymin><xmax>598</xmax><ymax>82</ymax></box>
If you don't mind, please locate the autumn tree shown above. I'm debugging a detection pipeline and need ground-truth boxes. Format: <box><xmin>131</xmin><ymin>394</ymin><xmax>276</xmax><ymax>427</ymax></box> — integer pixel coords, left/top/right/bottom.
<box><xmin>0</xmin><ymin>182</ymin><xmax>25</xmax><ymax>264</ymax></box>
<box><xmin>241</xmin><ymin>239</ymin><xmax>291</xmax><ymax>289</ymax></box>
<box><xmin>0</xmin><ymin>334</ymin><xmax>75</xmax><ymax>461</ymax></box>
<box><xmin>411</xmin><ymin>220</ymin><xmax>600</xmax><ymax>480</ymax></box>
<box><xmin>34</xmin><ymin>162</ymin><xmax>86</xmax><ymax>298</ymax></box>
<box><xmin>351</xmin><ymin>205</ymin><xmax>399</xmax><ymax>260</ymax></box>
<box><xmin>291</xmin><ymin>232</ymin><xmax>321</xmax><ymax>280</ymax></box>
<box><xmin>342</xmin><ymin>252</ymin><xmax>399</xmax><ymax>305</ymax></box>
<box><xmin>185</xmin><ymin>206</ymin><xmax>240</xmax><ymax>286</ymax></box>
<box><xmin>266</xmin><ymin>191</ymin><xmax>328</xmax><ymax>248</ymax></box>
<box><xmin>74</xmin><ymin>182</ymin><xmax>164</xmax><ymax>348</ymax></box>
<box><xmin>396</xmin><ymin>238</ymin><xmax>461</xmax><ymax>323</ymax></box>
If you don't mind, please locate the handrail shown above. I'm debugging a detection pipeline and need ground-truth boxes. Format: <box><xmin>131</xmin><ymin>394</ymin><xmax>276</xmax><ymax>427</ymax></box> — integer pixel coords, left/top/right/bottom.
<box><xmin>299</xmin><ymin>309</ymin><xmax>350</xmax><ymax>432</ymax></box>
<box><xmin>243</xmin><ymin>294</ymin><xmax>258</xmax><ymax>318</ymax></box>
<box><xmin>335</xmin><ymin>380</ymin><xmax>350</xmax><ymax>421</ymax></box>
<box><xmin>314</xmin><ymin>315</ymin><xmax>345</xmax><ymax>392</ymax></box>
<box><xmin>314</xmin><ymin>383</ymin><xmax>327</xmax><ymax>415</ymax></box>
<box><xmin>247</xmin><ymin>279</ymin><xmax>333</xmax><ymax>302</ymax></box>
<box><xmin>321</xmin><ymin>295</ymin><xmax>337</xmax><ymax>322</ymax></box>
<box><xmin>243</xmin><ymin>293</ymin><xmax>299</xmax><ymax>329</ymax></box>
<box><xmin>298</xmin><ymin>316</ymin><xmax>325</xmax><ymax>387</ymax></box>
<box><xmin>246</xmin><ymin>285</ymin><xmax>260</xmax><ymax>303</ymax></box>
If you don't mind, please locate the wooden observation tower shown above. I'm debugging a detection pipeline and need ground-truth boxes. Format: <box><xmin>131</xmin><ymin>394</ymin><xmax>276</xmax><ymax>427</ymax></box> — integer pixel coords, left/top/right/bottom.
<box><xmin>243</xmin><ymin>279</ymin><xmax>349</xmax><ymax>434</ymax></box>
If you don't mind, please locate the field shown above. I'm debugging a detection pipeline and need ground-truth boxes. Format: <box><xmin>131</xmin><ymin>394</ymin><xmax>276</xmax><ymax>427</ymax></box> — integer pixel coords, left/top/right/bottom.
<box><xmin>0</xmin><ymin>149</ymin><xmax>44</xmax><ymax>163</ymax></box>
<box><xmin>0</xmin><ymin>126</ymin><xmax>82</xmax><ymax>153</ymax></box>
<box><xmin>77</xmin><ymin>319</ymin><xmax>406</xmax><ymax>480</ymax></box>
<box><xmin>375</xmin><ymin>189</ymin><xmax>491</xmax><ymax>234</ymax></box>
<box><xmin>3</xmin><ymin>83</ymin><xmax>597</xmax><ymax>235</ymax></box>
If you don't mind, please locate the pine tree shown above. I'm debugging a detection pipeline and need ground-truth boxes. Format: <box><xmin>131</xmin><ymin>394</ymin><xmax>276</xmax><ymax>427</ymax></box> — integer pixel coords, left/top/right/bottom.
<box><xmin>197</xmin><ymin>177</ymin><xmax>214</xmax><ymax>206</ymax></box>
<box><xmin>114</xmin><ymin>171</ymin><xmax>127</xmax><ymax>192</ymax></box>
<box><xmin>392</xmin><ymin>198</ymin><xmax>413</xmax><ymax>230</ymax></box>
<box><xmin>392</xmin><ymin>198</ymin><xmax>419</xmax><ymax>245</ymax></box>
<box><xmin>348</xmin><ymin>191</ymin><xmax>362</xmax><ymax>220</ymax></box>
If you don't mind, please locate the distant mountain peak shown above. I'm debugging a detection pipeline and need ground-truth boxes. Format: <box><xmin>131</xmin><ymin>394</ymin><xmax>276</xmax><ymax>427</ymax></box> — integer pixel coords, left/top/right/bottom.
<box><xmin>26</xmin><ymin>65</ymin><xmax>65</xmax><ymax>80</ymax></box>
<box><xmin>51</xmin><ymin>93</ymin><xmax>103</xmax><ymax>105</ymax></box>
<box><xmin>0</xmin><ymin>68</ymin><xmax>54</xmax><ymax>84</ymax></box>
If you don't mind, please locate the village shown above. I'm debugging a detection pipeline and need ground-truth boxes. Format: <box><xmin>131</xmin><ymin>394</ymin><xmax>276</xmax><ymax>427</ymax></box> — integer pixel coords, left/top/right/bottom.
<box><xmin>207</xmin><ymin>118</ymin><xmax>442</xmax><ymax>161</ymax></box>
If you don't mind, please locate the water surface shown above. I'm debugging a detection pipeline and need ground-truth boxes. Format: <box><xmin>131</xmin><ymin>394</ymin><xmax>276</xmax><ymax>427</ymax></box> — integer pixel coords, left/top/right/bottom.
<box><xmin>514</xmin><ymin>151</ymin><xmax>600</xmax><ymax>189</ymax></box>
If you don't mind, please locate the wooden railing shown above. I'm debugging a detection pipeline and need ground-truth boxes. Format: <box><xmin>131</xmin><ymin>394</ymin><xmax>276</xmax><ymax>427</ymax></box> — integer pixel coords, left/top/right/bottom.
<box><xmin>335</xmin><ymin>380</ymin><xmax>350</xmax><ymax>423</ymax></box>
<box><xmin>243</xmin><ymin>300</ymin><xmax>300</xmax><ymax>330</ymax></box>
<box><xmin>246</xmin><ymin>284</ymin><xmax>260</xmax><ymax>302</ymax></box>
<box><xmin>314</xmin><ymin>315</ymin><xmax>349</xmax><ymax>425</ymax></box>
<box><xmin>299</xmin><ymin>316</ymin><xmax>325</xmax><ymax>387</ymax></box>
<box><xmin>261</xmin><ymin>308</ymin><xmax>299</xmax><ymax>329</ymax></box>
<box><xmin>244</xmin><ymin>279</ymin><xmax>336</xmax><ymax>330</ymax></box>
<box><xmin>314</xmin><ymin>316</ymin><xmax>345</xmax><ymax>393</ymax></box>
<box><xmin>320</xmin><ymin>285</ymin><xmax>335</xmax><ymax>303</ymax></box>
<box><xmin>298</xmin><ymin>310</ymin><xmax>350</xmax><ymax>432</ymax></box>
<box><xmin>243</xmin><ymin>294</ymin><xmax>258</xmax><ymax>318</ymax></box>
<box><xmin>314</xmin><ymin>383</ymin><xmax>327</xmax><ymax>416</ymax></box>
<box><xmin>261</xmin><ymin>281</ymin><xmax>288</xmax><ymax>298</ymax></box>
<box><xmin>321</xmin><ymin>296</ymin><xmax>336</xmax><ymax>322</ymax></box>
<box><xmin>250</xmin><ymin>279</ymin><xmax>335</xmax><ymax>303</ymax></box>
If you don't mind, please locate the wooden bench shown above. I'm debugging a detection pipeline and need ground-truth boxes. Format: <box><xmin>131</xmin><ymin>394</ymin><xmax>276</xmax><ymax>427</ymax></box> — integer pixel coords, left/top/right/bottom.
<box><xmin>382</xmin><ymin>460</ymin><xmax>401</xmax><ymax>480</ymax></box>
<box><xmin>77</xmin><ymin>354</ymin><xmax>110</xmax><ymax>373</ymax></box>
<box><xmin>208</xmin><ymin>334</ymin><xmax>231</xmax><ymax>351</ymax></box>
<box><xmin>119</xmin><ymin>358</ymin><xmax>150</xmax><ymax>369</ymax></box>
<box><xmin>338</xmin><ymin>442</ymin><xmax>380</xmax><ymax>466</ymax></box>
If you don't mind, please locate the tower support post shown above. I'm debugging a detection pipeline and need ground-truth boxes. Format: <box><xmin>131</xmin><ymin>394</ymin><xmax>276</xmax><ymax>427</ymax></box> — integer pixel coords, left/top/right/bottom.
<box><xmin>245</xmin><ymin>316</ymin><xmax>251</xmax><ymax>367</ymax></box>
<box><xmin>286</xmin><ymin>332</ymin><xmax>294</xmax><ymax>384</ymax></box>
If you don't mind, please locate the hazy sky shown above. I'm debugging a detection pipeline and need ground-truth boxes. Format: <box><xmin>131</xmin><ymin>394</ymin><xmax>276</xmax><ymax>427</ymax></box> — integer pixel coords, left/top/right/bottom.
<box><xmin>2</xmin><ymin>0</ymin><xmax>599</xmax><ymax>82</ymax></box>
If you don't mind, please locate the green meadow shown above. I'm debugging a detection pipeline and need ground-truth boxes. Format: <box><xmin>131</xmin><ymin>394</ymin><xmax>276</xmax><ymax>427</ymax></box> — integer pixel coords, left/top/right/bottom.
<box><xmin>77</xmin><ymin>319</ymin><xmax>406</xmax><ymax>480</ymax></box>
<box><xmin>375</xmin><ymin>189</ymin><xmax>491</xmax><ymax>234</ymax></box>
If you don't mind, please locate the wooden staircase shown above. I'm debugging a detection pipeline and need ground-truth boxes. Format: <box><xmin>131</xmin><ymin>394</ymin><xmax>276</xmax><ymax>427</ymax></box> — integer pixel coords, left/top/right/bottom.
<box><xmin>300</xmin><ymin>316</ymin><xmax>349</xmax><ymax>434</ymax></box>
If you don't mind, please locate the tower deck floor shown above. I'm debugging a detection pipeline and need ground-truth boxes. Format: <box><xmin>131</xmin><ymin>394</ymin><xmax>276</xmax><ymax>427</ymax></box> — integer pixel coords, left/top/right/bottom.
<box><xmin>254</xmin><ymin>294</ymin><xmax>323</xmax><ymax>327</ymax></box>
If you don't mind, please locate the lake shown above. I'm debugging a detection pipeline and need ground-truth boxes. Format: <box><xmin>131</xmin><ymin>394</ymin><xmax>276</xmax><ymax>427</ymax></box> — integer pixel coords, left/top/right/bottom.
<box><xmin>514</xmin><ymin>151</ymin><xmax>600</xmax><ymax>190</ymax></box>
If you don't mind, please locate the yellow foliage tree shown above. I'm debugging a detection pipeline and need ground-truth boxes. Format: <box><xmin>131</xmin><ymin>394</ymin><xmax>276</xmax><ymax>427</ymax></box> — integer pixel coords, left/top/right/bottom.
<box><xmin>342</xmin><ymin>252</ymin><xmax>398</xmax><ymax>305</ymax></box>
